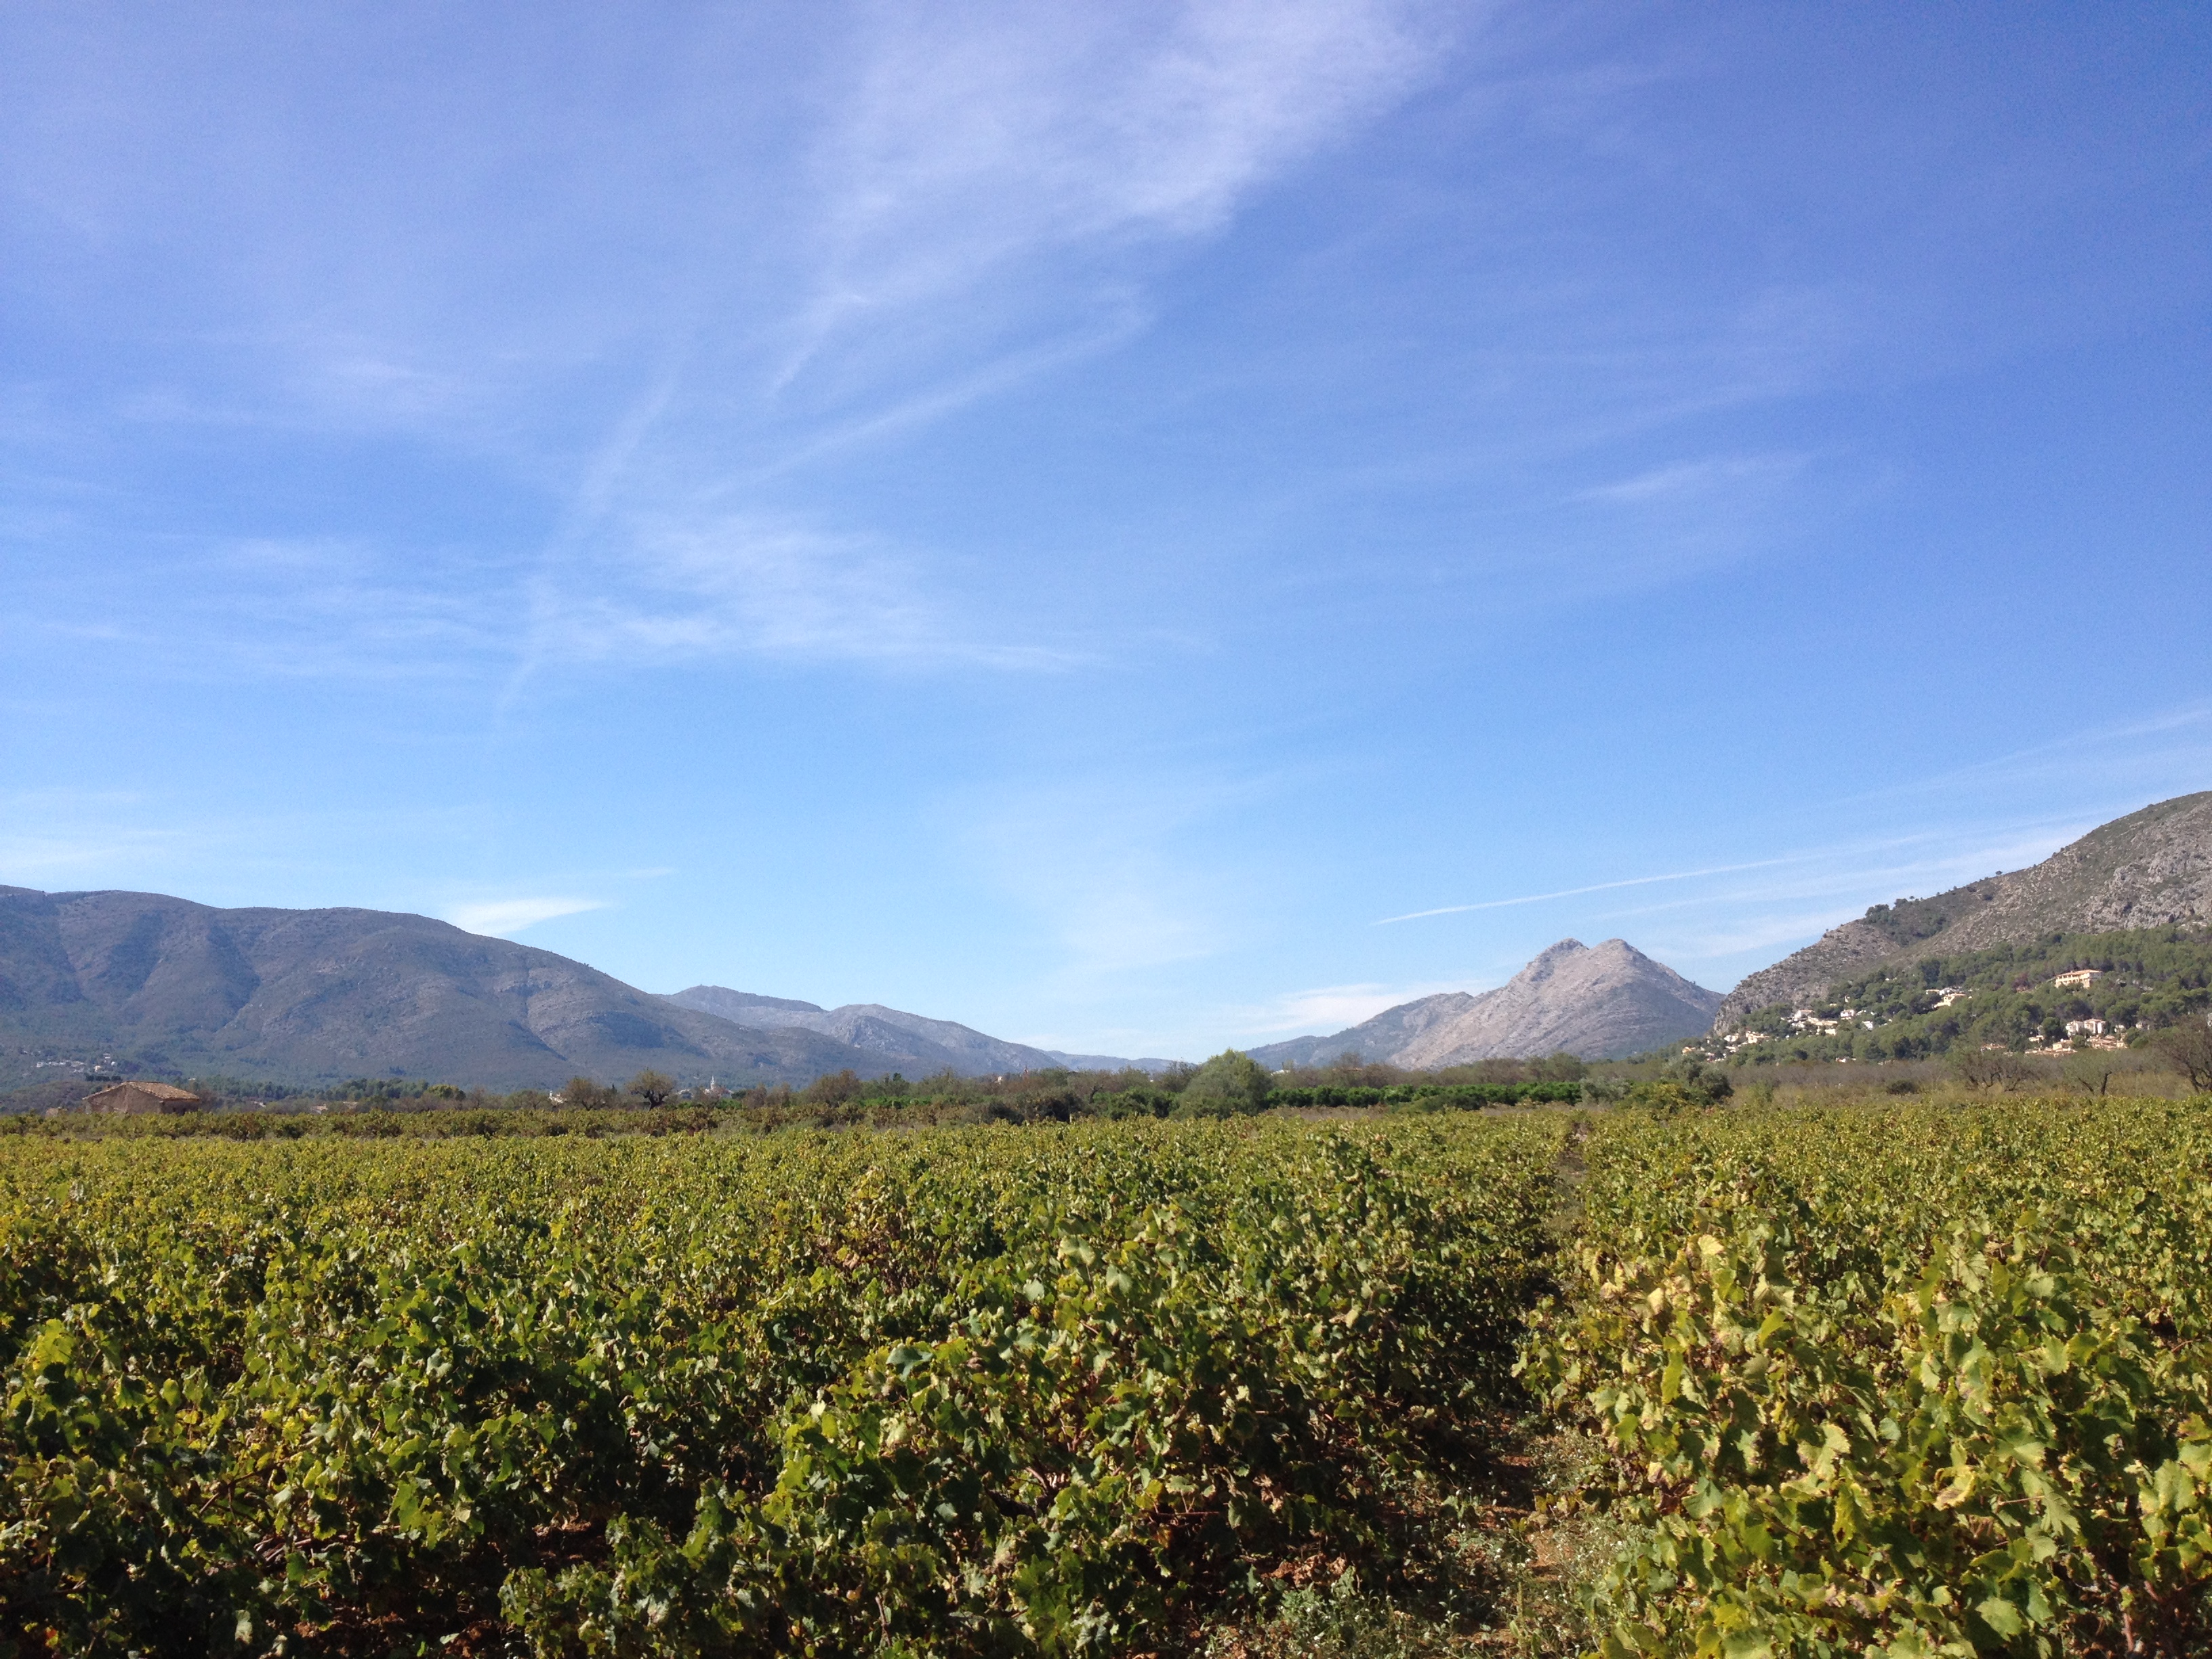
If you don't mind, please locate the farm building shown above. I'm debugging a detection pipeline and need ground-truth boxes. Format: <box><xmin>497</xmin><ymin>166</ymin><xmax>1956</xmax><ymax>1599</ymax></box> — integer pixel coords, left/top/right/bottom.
<box><xmin>83</xmin><ymin>1080</ymin><xmax>205</xmax><ymax>1115</ymax></box>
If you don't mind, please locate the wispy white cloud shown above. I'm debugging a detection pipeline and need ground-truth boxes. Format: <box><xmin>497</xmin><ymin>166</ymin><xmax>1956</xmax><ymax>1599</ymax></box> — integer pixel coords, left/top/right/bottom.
<box><xmin>743</xmin><ymin>307</ymin><xmax>1153</xmax><ymax>485</ymax></box>
<box><xmin>1370</xmin><ymin>809</ymin><xmax>2121</xmax><ymax>991</ymax></box>
<box><xmin>0</xmin><ymin>790</ymin><xmax>184</xmax><ymax>882</ymax></box>
<box><xmin>1601</xmin><ymin>832</ymin><xmax>2085</xmax><ymax>947</ymax></box>
<box><xmin>9</xmin><ymin>4</ymin><xmax>1461</xmax><ymax>685</ymax></box>
<box><xmin>525</xmin><ymin>511</ymin><xmax>1079</xmax><ymax>670</ymax></box>
<box><xmin>556</xmin><ymin>2</ymin><xmax>1455</xmax><ymax>671</ymax></box>
<box><xmin>1376</xmin><ymin>851</ymin><xmax>1824</xmax><ymax>924</ymax></box>
<box><xmin>1578</xmin><ymin>451</ymin><xmax>1807</xmax><ymax>506</ymax></box>
<box><xmin>444</xmin><ymin>896</ymin><xmax>607</xmax><ymax>937</ymax></box>
<box><xmin>0</xmin><ymin>792</ymin><xmax>503</xmax><ymax>903</ymax></box>
<box><xmin>490</xmin><ymin>4</ymin><xmax>1461</xmax><ymax>680</ymax></box>
<box><xmin>1368</xmin><ymin>698</ymin><xmax>2212</xmax><ymax>947</ymax></box>
<box><xmin>954</xmin><ymin>764</ymin><xmax>1294</xmax><ymax>986</ymax></box>
<box><xmin>1838</xmin><ymin>703</ymin><xmax>2212</xmax><ymax>814</ymax></box>
<box><xmin>26</xmin><ymin>536</ymin><xmax>520</xmax><ymax>684</ymax></box>
<box><xmin>1549</xmin><ymin>813</ymin><xmax>2139</xmax><ymax>993</ymax></box>
<box><xmin>1241</xmin><ymin>977</ymin><xmax>1475</xmax><ymax>1036</ymax></box>
<box><xmin>977</xmin><ymin>829</ymin><xmax>1223</xmax><ymax>984</ymax></box>
<box><xmin>0</xmin><ymin>837</ymin><xmax>162</xmax><ymax>882</ymax></box>
<box><xmin>776</xmin><ymin>0</ymin><xmax>1448</xmax><ymax>404</ymax></box>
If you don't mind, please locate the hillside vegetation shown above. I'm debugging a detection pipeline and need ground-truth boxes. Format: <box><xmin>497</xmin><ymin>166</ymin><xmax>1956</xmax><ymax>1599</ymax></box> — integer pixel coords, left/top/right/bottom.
<box><xmin>1700</xmin><ymin>926</ymin><xmax>2212</xmax><ymax>1065</ymax></box>
<box><xmin>1715</xmin><ymin>791</ymin><xmax>2212</xmax><ymax>1026</ymax></box>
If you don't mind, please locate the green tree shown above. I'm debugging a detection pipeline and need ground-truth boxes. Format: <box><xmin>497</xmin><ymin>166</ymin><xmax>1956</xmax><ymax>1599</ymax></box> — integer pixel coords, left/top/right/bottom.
<box><xmin>1173</xmin><ymin>1049</ymin><xmax>1273</xmax><ymax>1118</ymax></box>
<box><xmin>560</xmin><ymin>1075</ymin><xmax>614</xmax><ymax>1109</ymax></box>
<box><xmin>802</xmin><ymin>1069</ymin><xmax>864</xmax><ymax>1107</ymax></box>
<box><xmin>626</xmin><ymin>1069</ymin><xmax>676</xmax><ymax>1109</ymax></box>
<box><xmin>1530</xmin><ymin>1050</ymin><xmax>1589</xmax><ymax>1083</ymax></box>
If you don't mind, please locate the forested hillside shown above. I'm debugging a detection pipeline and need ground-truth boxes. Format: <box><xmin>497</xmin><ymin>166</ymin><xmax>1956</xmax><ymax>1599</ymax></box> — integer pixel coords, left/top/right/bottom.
<box><xmin>1713</xmin><ymin>791</ymin><xmax>2212</xmax><ymax>1025</ymax></box>
<box><xmin>1697</xmin><ymin>926</ymin><xmax>2212</xmax><ymax>1065</ymax></box>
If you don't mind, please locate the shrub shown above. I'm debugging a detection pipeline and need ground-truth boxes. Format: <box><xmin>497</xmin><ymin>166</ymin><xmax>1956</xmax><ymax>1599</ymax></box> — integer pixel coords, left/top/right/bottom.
<box><xmin>1620</xmin><ymin>1062</ymin><xmax>1731</xmax><ymax>1116</ymax></box>
<box><xmin>802</xmin><ymin>1068</ymin><xmax>865</xmax><ymax>1106</ymax></box>
<box><xmin>1172</xmin><ymin>1048</ymin><xmax>1273</xmax><ymax>1118</ymax></box>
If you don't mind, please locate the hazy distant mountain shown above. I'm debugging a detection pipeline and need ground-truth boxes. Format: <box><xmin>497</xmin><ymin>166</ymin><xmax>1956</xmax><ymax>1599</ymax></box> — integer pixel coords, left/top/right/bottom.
<box><xmin>663</xmin><ymin>986</ymin><xmax>1175</xmax><ymax>1077</ymax></box>
<box><xmin>1713</xmin><ymin>791</ymin><xmax>2212</xmax><ymax>1026</ymax></box>
<box><xmin>0</xmin><ymin>886</ymin><xmax>881</xmax><ymax>1090</ymax></box>
<box><xmin>1248</xmin><ymin>992</ymin><xmax>1486</xmax><ymax>1072</ymax></box>
<box><xmin>665</xmin><ymin>987</ymin><xmax>1059</xmax><ymax>1076</ymax></box>
<box><xmin>1040</xmin><ymin>1049</ymin><xmax>1183</xmax><ymax>1073</ymax></box>
<box><xmin>1250</xmin><ymin>939</ymin><xmax>1724</xmax><ymax>1067</ymax></box>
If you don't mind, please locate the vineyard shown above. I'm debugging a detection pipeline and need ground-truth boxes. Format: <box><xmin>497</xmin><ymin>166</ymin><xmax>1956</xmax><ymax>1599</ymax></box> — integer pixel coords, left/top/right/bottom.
<box><xmin>1525</xmin><ymin>1097</ymin><xmax>2212</xmax><ymax>1656</ymax></box>
<box><xmin>5</xmin><ymin>1099</ymin><xmax>2212</xmax><ymax>1655</ymax></box>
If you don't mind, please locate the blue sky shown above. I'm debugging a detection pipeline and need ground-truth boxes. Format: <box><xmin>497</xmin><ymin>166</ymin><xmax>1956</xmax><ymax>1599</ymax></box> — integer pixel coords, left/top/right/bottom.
<box><xmin>4</xmin><ymin>2</ymin><xmax>2209</xmax><ymax>1060</ymax></box>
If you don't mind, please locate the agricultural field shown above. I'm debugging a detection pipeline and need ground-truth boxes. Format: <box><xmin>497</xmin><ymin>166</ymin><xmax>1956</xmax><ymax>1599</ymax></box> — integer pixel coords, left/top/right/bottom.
<box><xmin>1525</xmin><ymin>1097</ymin><xmax>2212</xmax><ymax>1656</ymax></box>
<box><xmin>5</xmin><ymin>1097</ymin><xmax>2212</xmax><ymax>1656</ymax></box>
<box><xmin>1</xmin><ymin>1118</ymin><xmax>1564</xmax><ymax>1656</ymax></box>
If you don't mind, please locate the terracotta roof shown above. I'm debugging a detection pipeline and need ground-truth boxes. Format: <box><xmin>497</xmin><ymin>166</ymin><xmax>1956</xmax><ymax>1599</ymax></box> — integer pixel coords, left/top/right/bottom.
<box><xmin>87</xmin><ymin>1080</ymin><xmax>203</xmax><ymax>1101</ymax></box>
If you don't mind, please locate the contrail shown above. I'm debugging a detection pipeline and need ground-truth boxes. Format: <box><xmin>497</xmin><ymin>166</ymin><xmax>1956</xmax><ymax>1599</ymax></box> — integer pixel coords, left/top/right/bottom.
<box><xmin>1371</xmin><ymin>810</ymin><xmax>2094</xmax><ymax>929</ymax></box>
<box><xmin>1372</xmin><ymin>853</ymin><xmax>1828</xmax><ymax>926</ymax></box>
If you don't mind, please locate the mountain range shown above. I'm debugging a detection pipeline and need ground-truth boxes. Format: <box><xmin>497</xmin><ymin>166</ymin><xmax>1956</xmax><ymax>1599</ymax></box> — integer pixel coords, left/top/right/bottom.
<box><xmin>1713</xmin><ymin>791</ymin><xmax>2212</xmax><ymax>1026</ymax></box>
<box><xmin>1248</xmin><ymin>939</ymin><xmax>1725</xmax><ymax>1068</ymax></box>
<box><xmin>7</xmin><ymin>790</ymin><xmax>2207</xmax><ymax>1092</ymax></box>
<box><xmin>0</xmin><ymin>884</ymin><xmax>1170</xmax><ymax>1092</ymax></box>
<box><xmin>662</xmin><ymin>987</ymin><xmax>1176</xmax><ymax>1079</ymax></box>
<box><xmin>0</xmin><ymin>886</ymin><xmax>878</xmax><ymax>1090</ymax></box>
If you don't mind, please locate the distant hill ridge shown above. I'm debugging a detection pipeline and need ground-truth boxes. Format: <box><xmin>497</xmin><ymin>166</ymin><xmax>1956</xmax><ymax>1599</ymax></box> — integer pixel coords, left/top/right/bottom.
<box><xmin>0</xmin><ymin>886</ymin><xmax>886</xmax><ymax>1090</ymax></box>
<box><xmin>663</xmin><ymin>986</ymin><xmax>1173</xmax><ymax>1078</ymax></box>
<box><xmin>0</xmin><ymin>887</ymin><xmax>1162</xmax><ymax>1091</ymax></box>
<box><xmin>1250</xmin><ymin>938</ymin><xmax>1723</xmax><ymax>1067</ymax></box>
<box><xmin>1713</xmin><ymin>791</ymin><xmax>2212</xmax><ymax>1026</ymax></box>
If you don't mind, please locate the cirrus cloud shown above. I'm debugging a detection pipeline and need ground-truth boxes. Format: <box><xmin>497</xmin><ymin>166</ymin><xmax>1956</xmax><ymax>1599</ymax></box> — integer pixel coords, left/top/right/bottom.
<box><xmin>443</xmin><ymin>896</ymin><xmax>607</xmax><ymax>937</ymax></box>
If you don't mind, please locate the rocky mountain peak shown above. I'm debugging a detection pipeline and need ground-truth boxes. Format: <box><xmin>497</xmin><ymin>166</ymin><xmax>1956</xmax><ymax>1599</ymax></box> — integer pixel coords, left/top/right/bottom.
<box><xmin>1248</xmin><ymin>937</ymin><xmax>1720</xmax><ymax>1067</ymax></box>
<box><xmin>1518</xmin><ymin>939</ymin><xmax>1590</xmax><ymax>979</ymax></box>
